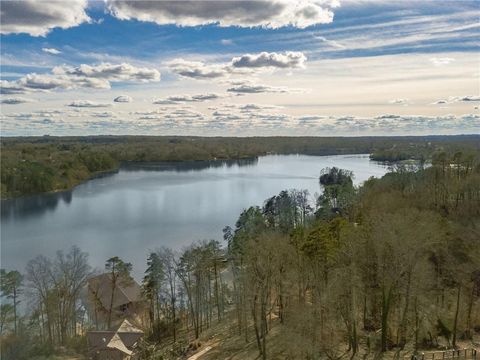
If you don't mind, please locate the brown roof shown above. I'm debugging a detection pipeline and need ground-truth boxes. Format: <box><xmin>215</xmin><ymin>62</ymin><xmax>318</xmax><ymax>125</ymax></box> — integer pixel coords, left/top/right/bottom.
<box><xmin>117</xmin><ymin>319</ymin><xmax>143</xmax><ymax>333</ymax></box>
<box><xmin>116</xmin><ymin>320</ymin><xmax>143</xmax><ymax>348</ymax></box>
<box><xmin>88</xmin><ymin>273</ymin><xmax>142</xmax><ymax>310</ymax></box>
<box><xmin>107</xmin><ymin>333</ymin><xmax>132</xmax><ymax>356</ymax></box>
<box><xmin>87</xmin><ymin>320</ymin><xmax>143</xmax><ymax>354</ymax></box>
<box><xmin>87</xmin><ymin>331</ymin><xmax>115</xmax><ymax>350</ymax></box>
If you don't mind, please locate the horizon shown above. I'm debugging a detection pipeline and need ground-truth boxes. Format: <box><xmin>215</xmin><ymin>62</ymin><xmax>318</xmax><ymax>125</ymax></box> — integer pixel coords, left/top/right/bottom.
<box><xmin>1</xmin><ymin>0</ymin><xmax>479</xmax><ymax>136</ymax></box>
<box><xmin>2</xmin><ymin>133</ymin><xmax>480</xmax><ymax>139</ymax></box>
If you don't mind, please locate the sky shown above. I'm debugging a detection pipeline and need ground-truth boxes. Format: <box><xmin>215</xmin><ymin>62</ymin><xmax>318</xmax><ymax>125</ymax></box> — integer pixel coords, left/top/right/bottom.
<box><xmin>0</xmin><ymin>0</ymin><xmax>479</xmax><ymax>136</ymax></box>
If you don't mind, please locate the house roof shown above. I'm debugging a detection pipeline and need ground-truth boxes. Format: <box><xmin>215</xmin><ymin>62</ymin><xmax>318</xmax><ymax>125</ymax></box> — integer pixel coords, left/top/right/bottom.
<box><xmin>117</xmin><ymin>319</ymin><xmax>143</xmax><ymax>333</ymax></box>
<box><xmin>107</xmin><ymin>333</ymin><xmax>133</xmax><ymax>356</ymax></box>
<box><xmin>116</xmin><ymin>319</ymin><xmax>143</xmax><ymax>348</ymax></box>
<box><xmin>87</xmin><ymin>319</ymin><xmax>144</xmax><ymax>354</ymax></box>
<box><xmin>86</xmin><ymin>331</ymin><xmax>115</xmax><ymax>349</ymax></box>
<box><xmin>88</xmin><ymin>273</ymin><xmax>142</xmax><ymax>310</ymax></box>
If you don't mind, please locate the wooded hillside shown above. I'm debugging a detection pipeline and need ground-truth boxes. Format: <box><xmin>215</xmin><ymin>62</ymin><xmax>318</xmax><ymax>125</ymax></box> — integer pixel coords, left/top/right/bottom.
<box><xmin>1</xmin><ymin>148</ymin><xmax>479</xmax><ymax>359</ymax></box>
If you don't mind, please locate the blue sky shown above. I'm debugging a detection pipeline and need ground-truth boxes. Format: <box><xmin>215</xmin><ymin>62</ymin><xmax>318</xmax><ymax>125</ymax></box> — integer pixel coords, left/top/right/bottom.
<box><xmin>1</xmin><ymin>0</ymin><xmax>479</xmax><ymax>136</ymax></box>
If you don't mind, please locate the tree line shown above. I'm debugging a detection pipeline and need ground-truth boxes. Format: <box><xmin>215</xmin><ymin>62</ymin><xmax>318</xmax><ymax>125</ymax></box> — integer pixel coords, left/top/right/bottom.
<box><xmin>2</xmin><ymin>135</ymin><xmax>479</xmax><ymax>197</ymax></box>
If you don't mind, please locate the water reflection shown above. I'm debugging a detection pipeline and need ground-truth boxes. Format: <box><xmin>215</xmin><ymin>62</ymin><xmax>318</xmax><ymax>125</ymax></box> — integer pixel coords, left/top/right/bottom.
<box><xmin>1</xmin><ymin>190</ymin><xmax>73</xmax><ymax>219</ymax></box>
<box><xmin>0</xmin><ymin>158</ymin><xmax>258</xmax><ymax>219</ymax></box>
<box><xmin>120</xmin><ymin>157</ymin><xmax>258</xmax><ymax>172</ymax></box>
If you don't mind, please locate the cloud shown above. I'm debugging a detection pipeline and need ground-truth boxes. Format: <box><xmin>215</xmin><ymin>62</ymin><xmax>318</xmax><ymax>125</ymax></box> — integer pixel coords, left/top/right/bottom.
<box><xmin>231</xmin><ymin>51</ymin><xmax>306</xmax><ymax>69</ymax></box>
<box><xmin>375</xmin><ymin>114</ymin><xmax>402</xmax><ymax>119</ymax></box>
<box><xmin>207</xmin><ymin>102</ymin><xmax>291</xmax><ymax>130</ymax></box>
<box><xmin>239</xmin><ymin>103</ymin><xmax>282</xmax><ymax>112</ymax></box>
<box><xmin>1</xmin><ymin>73</ymin><xmax>109</xmax><ymax>94</ymax></box>
<box><xmin>292</xmin><ymin>113</ymin><xmax>480</xmax><ymax>134</ymax></box>
<box><xmin>220</xmin><ymin>39</ymin><xmax>234</xmax><ymax>45</ymax></box>
<box><xmin>430</xmin><ymin>57</ymin><xmax>455</xmax><ymax>66</ymax></box>
<box><xmin>227</xmin><ymin>84</ymin><xmax>287</xmax><ymax>94</ymax></box>
<box><xmin>0</xmin><ymin>97</ymin><xmax>34</xmax><ymax>105</ymax></box>
<box><xmin>3</xmin><ymin>106</ymin><xmax>478</xmax><ymax>135</ymax></box>
<box><xmin>91</xmin><ymin>111</ymin><xmax>115</xmax><ymax>118</ymax></box>
<box><xmin>315</xmin><ymin>36</ymin><xmax>345</xmax><ymax>49</ymax></box>
<box><xmin>168</xmin><ymin>51</ymin><xmax>306</xmax><ymax>80</ymax></box>
<box><xmin>167</xmin><ymin>59</ymin><xmax>227</xmax><ymax>79</ymax></box>
<box><xmin>388</xmin><ymin>98</ymin><xmax>409</xmax><ymax>105</ymax></box>
<box><xmin>153</xmin><ymin>93</ymin><xmax>221</xmax><ymax>104</ymax></box>
<box><xmin>190</xmin><ymin>93</ymin><xmax>221</xmax><ymax>101</ymax></box>
<box><xmin>298</xmin><ymin>115</ymin><xmax>328</xmax><ymax>122</ymax></box>
<box><xmin>106</xmin><ymin>0</ymin><xmax>336</xmax><ymax>29</ymax></box>
<box><xmin>0</xmin><ymin>0</ymin><xmax>90</xmax><ymax>36</ymax></box>
<box><xmin>227</xmin><ymin>81</ymin><xmax>302</xmax><ymax>94</ymax></box>
<box><xmin>432</xmin><ymin>95</ymin><xmax>480</xmax><ymax>104</ymax></box>
<box><xmin>67</xmin><ymin>100</ymin><xmax>112</xmax><ymax>108</ymax></box>
<box><xmin>53</xmin><ymin>63</ymin><xmax>161</xmax><ymax>82</ymax></box>
<box><xmin>42</xmin><ymin>47</ymin><xmax>62</xmax><ymax>55</ymax></box>
<box><xmin>134</xmin><ymin>108</ymin><xmax>205</xmax><ymax>123</ymax></box>
<box><xmin>454</xmin><ymin>95</ymin><xmax>480</xmax><ymax>102</ymax></box>
<box><xmin>114</xmin><ymin>95</ymin><xmax>133</xmax><ymax>103</ymax></box>
<box><xmin>1</xmin><ymin>63</ymin><xmax>160</xmax><ymax>94</ymax></box>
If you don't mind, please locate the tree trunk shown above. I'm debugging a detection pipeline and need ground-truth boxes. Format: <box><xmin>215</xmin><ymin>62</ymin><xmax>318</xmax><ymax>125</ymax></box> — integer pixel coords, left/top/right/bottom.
<box><xmin>108</xmin><ymin>280</ymin><xmax>116</xmax><ymax>329</ymax></box>
<box><xmin>399</xmin><ymin>271</ymin><xmax>412</xmax><ymax>348</ymax></box>
<box><xmin>350</xmin><ymin>285</ymin><xmax>358</xmax><ymax>357</ymax></box>
<box><xmin>465</xmin><ymin>283</ymin><xmax>475</xmax><ymax>340</ymax></box>
<box><xmin>13</xmin><ymin>287</ymin><xmax>17</xmax><ymax>335</ymax></box>
<box><xmin>214</xmin><ymin>262</ymin><xmax>221</xmax><ymax>322</ymax></box>
<box><xmin>452</xmin><ymin>284</ymin><xmax>461</xmax><ymax>348</ymax></box>
<box><xmin>381</xmin><ymin>286</ymin><xmax>393</xmax><ymax>352</ymax></box>
<box><xmin>252</xmin><ymin>293</ymin><xmax>264</xmax><ymax>360</ymax></box>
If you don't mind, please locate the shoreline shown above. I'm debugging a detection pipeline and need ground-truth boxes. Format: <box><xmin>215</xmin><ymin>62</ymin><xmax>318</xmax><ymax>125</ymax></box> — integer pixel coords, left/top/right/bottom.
<box><xmin>1</xmin><ymin>152</ymin><xmax>375</xmax><ymax>200</ymax></box>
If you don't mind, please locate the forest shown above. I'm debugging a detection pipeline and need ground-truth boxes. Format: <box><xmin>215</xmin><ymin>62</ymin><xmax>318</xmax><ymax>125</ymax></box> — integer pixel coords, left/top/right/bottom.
<box><xmin>2</xmin><ymin>135</ymin><xmax>479</xmax><ymax>198</ymax></box>
<box><xmin>1</xmin><ymin>147</ymin><xmax>479</xmax><ymax>359</ymax></box>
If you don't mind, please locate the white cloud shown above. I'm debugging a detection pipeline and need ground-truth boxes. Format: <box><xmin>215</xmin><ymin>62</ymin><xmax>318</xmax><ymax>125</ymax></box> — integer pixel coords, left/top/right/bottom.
<box><xmin>0</xmin><ymin>0</ymin><xmax>90</xmax><ymax>36</ymax></box>
<box><xmin>167</xmin><ymin>59</ymin><xmax>228</xmax><ymax>79</ymax></box>
<box><xmin>239</xmin><ymin>103</ymin><xmax>282</xmax><ymax>112</ymax></box>
<box><xmin>292</xmin><ymin>113</ymin><xmax>480</xmax><ymax>134</ymax></box>
<box><xmin>432</xmin><ymin>95</ymin><xmax>480</xmax><ymax>104</ymax></box>
<box><xmin>453</xmin><ymin>95</ymin><xmax>480</xmax><ymax>102</ymax></box>
<box><xmin>227</xmin><ymin>80</ymin><xmax>303</xmax><ymax>94</ymax></box>
<box><xmin>388</xmin><ymin>98</ymin><xmax>409</xmax><ymax>105</ymax></box>
<box><xmin>430</xmin><ymin>57</ymin><xmax>455</xmax><ymax>66</ymax></box>
<box><xmin>53</xmin><ymin>63</ymin><xmax>161</xmax><ymax>82</ymax></box>
<box><xmin>208</xmin><ymin>102</ymin><xmax>291</xmax><ymax>129</ymax></box>
<box><xmin>231</xmin><ymin>51</ymin><xmax>306</xmax><ymax>69</ymax></box>
<box><xmin>42</xmin><ymin>47</ymin><xmax>62</xmax><ymax>55</ymax></box>
<box><xmin>0</xmin><ymin>97</ymin><xmax>34</xmax><ymax>105</ymax></box>
<box><xmin>3</xmin><ymin>106</ymin><xmax>479</xmax><ymax>136</ymax></box>
<box><xmin>91</xmin><ymin>111</ymin><xmax>115</xmax><ymax>118</ymax></box>
<box><xmin>220</xmin><ymin>39</ymin><xmax>234</xmax><ymax>46</ymax></box>
<box><xmin>1</xmin><ymin>73</ymin><xmax>110</xmax><ymax>94</ymax></box>
<box><xmin>227</xmin><ymin>84</ymin><xmax>286</xmax><ymax>94</ymax></box>
<box><xmin>153</xmin><ymin>93</ymin><xmax>221</xmax><ymax>104</ymax></box>
<box><xmin>106</xmin><ymin>0</ymin><xmax>336</xmax><ymax>29</ymax></box>
<box><xmin>315</xmin><ymin>36</ymin><xmax>345</xmax><ymax>49</ymax></box>
<box><xmin>168</xmin><ymin>51</ymin><xmax>307</xmax><ymax>80</ymax></box>
<box><xmin>1</xmin><ymin>63</ymin><xmax>160</xmax><ymax>94</ymax></box>
<box><xmin>114</xmin><ymin>95</ymin><xmax>133</xmax><ymax>103</ymax></box>
<box><xmin>375</xmin><ymin>114</ymin><xmax>401</xmax><ymax>120</ymax></box>
<box><xmin>67</xmin><ymin>100</ymin><xmax>112</xmax><ymax>108</ymax></box>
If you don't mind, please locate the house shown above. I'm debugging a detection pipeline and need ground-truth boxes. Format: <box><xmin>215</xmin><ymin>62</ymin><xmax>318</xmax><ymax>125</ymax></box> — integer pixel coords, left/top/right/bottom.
<box><xmin>87</xmin><ymin>319</ymin><xmax>144</xmax><ymax>360</ymax></box>
<box><xmin>86</xmin><ymin>273</ymin><xmax>146</xmax><ymax>329</ymax></box>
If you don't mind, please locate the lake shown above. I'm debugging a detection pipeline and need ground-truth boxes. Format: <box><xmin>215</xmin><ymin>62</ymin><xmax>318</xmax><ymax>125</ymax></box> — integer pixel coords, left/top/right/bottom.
<box><xmin>1</xmin><ymin>154</ymin><xmax>389</xmax><ymax>280</ymax></box>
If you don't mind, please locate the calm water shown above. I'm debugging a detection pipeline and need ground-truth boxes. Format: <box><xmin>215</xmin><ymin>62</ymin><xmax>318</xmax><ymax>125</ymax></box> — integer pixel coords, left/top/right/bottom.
<box><xmin>1</xmin><ymin>154</ymin><xmax>388</xmax><ymax>280</ymax></box>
